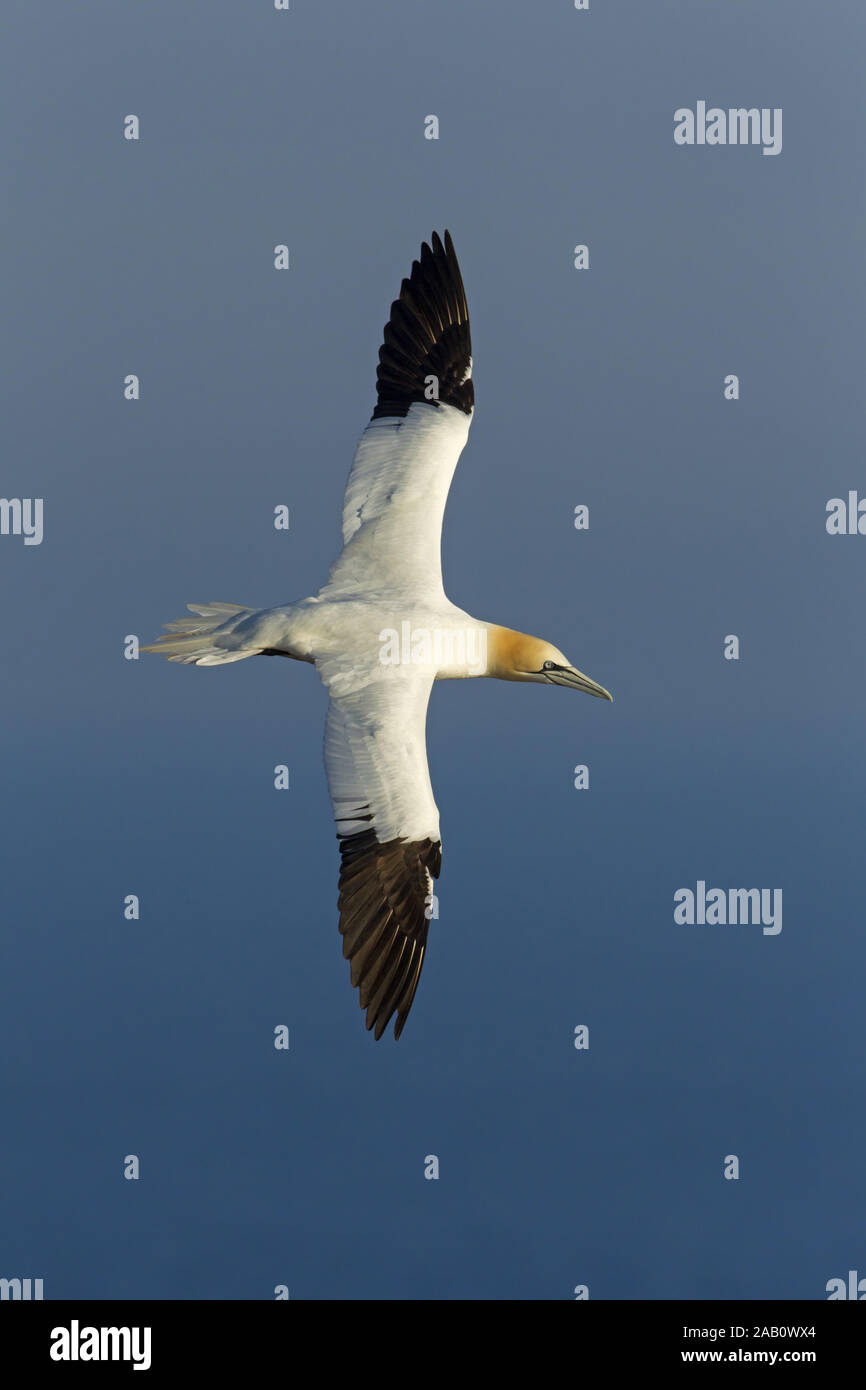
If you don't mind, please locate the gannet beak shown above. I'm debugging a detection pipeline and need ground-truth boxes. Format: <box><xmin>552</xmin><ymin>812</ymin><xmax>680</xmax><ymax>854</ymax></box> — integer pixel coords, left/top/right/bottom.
<box><xmin>547</xmin><ymin>666</ymin><xmax>613</xmax><ymax>700</ymax></box>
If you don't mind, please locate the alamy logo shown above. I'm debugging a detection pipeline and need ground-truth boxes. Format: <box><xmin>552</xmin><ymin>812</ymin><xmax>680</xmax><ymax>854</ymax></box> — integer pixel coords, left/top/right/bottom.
<box><xmin>0</xmin><ymin>497</ymin><xmax>43</xmax><ymax>545</ymax></box>
<box><xmin>674</xmin><ymin>881</ymin><xmax>782</xmax><ymax>935</ymax></box>
<box><xmin>50</xmin><ymin>1321</ymin><xmax>152</xmax><ymax>1371</ymax></box>
<box><xmin>826</xmin><ymin>492</ymin><xmax>866</xmax><ymax>534</ymax></box>
<box><xmin>379</xmin><ymin>621</ymin><xmax>487</xmax><ymax>675</ymax></box>
<box><xmin>674</xmin><ymin>103</ymin><xmax>782</xmax><ymax>156</ymax></box>
<box><xmin>0</xmin><ymin>1276</ymin><xmax>43</xmax><ymax>1299</ymax></box>
<box><xmin>826</xmin><ymin>1270</ymin><xmax>866</xmax><ymax>1299</ymax></box>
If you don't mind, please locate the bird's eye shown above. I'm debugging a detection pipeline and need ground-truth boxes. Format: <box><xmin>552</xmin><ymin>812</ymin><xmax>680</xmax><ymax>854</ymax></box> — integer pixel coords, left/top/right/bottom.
<box><xmin>543</xmin><ymin>660</ymin><xmax>555</xmax><ymax>671</ymax></box>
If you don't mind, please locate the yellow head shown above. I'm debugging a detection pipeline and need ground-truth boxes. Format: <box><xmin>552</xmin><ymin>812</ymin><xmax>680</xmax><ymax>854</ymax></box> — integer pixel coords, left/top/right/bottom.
<box><xmin>487</xmin><ymin>626</ymin><xmax>612</xmax><ymax>699</ymax></box>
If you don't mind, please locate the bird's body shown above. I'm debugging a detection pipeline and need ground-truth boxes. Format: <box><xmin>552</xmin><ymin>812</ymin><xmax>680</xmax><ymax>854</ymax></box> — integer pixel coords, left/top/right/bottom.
<box><xmin>194</xmin><ymin>594</ymin><xmax>496</xmax><ymax>680</ymax></box>
<box><xmin>145</xmin><ymin>232</ymin><xmax>611</xmax><ymax>1039</ymax></box>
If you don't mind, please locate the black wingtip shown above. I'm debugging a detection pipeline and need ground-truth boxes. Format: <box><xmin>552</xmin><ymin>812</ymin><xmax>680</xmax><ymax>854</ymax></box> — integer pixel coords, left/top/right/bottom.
<box><xmin>371</xmin><ymin>231</ymin><xmax>474</xmax><ymax>421</ymax></box>
<box><xmin>337</xmin><ymin>831</ymin><xmax>440</xmax><ymax>1041</ymax></box>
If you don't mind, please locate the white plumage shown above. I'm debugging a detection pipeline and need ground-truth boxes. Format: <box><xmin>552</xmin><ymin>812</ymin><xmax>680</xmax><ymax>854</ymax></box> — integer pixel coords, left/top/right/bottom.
<box><xmin>145</xmin><ymin>231</ymin><xmax>611</xmax><ymax>1040</ymax></box>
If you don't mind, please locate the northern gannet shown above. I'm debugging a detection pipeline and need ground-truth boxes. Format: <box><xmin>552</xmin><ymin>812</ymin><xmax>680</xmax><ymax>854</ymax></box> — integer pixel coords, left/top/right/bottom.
<box><xmin>145</xmin><ymin>232</ymin><xmax>612</xmax><ymax>1039</ymax></box>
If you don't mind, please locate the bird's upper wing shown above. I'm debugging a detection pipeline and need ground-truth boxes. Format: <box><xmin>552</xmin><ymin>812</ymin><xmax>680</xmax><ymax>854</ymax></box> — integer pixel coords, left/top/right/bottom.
<box><xmin>323</xmin><ymin>675</ymin><xmax>441</xmax><ymax>1040</ymax></box>
<box><xmin>327</xmin><ymin>230</ymin><xmax>474</xmax><ymax>598</ymax></box>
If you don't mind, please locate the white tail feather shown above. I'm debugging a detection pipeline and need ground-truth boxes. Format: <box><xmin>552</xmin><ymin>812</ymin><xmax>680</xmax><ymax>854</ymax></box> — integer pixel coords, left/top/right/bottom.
<box><xmin>142</xmin><ymin>602</ymin><xmax>261</xmax><ymax>666</ymax></box>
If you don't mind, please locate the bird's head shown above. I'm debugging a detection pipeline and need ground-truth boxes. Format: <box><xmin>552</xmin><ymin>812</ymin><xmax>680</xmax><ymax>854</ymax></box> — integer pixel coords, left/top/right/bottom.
<box><xmin>488</xmin><ymin>627</ymin><xmax>613</xmax><ymax>700</ymax></box>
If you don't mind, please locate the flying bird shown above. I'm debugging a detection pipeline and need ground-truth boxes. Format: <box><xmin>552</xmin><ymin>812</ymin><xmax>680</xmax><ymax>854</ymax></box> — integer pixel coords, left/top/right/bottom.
<box><xmin>144</xmin><ymin>231</ymin><xmax>612</xmax><ymax>1039</ymax></box>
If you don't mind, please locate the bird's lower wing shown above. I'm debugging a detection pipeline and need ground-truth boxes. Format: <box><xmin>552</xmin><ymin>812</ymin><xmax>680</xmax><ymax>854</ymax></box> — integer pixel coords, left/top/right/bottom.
<box><xmin>323</xmin><ymin>676</ymin><xmax>441</xmax><ymax>1040</ymax></box>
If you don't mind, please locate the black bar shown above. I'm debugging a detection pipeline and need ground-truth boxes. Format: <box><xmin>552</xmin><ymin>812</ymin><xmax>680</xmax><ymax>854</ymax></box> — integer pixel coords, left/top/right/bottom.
<box><xmin>2</xmin><ymin>1299</ymin><xmax>860</xmax><ymax>1375</ymax></box>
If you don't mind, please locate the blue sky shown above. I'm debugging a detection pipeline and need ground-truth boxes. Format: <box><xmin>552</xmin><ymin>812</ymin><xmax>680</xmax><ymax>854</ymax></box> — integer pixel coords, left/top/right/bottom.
<box><xmin>2</xmin><ymin>0</ymin><xmax>864</xmax><ymax>1299</ymax></box>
